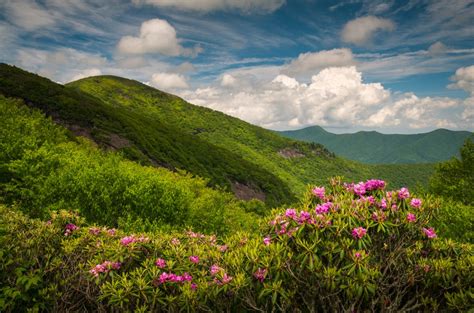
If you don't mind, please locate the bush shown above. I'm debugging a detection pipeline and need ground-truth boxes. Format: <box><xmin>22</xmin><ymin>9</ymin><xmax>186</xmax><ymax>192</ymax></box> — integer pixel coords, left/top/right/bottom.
<box><xmin>1</xmin><ymin>178</ymin><xmax>472</xmax><ymax>312</ymax></box>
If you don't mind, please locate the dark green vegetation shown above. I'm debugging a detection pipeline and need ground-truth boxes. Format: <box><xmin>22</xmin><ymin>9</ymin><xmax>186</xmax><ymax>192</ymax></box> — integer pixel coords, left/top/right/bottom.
<box><xmin>280</xmin><ymin>125</ymin><xmax>472</xmax><ymax>164</ymax></box>
<box><xmin>0</xmin><ymin>64</ymin><xmax>434</xmax><ymax>208</ymax></box>
<box><xmin>0</xmin><ymin>96</ymin><xmax>259</xmax><ymax>234</ymax></box>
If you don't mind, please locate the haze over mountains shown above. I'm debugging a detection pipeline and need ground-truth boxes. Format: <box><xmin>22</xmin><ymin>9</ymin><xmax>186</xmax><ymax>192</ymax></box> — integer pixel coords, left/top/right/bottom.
<box><xmin>0</xmin><ymin>64</ymin><xmax>435</xmax><ymax>205</ymax></box>
<box><xmin>280</xmin><ymin>126</ymin><xmax>473</xmax><ymax>164</ymax></box>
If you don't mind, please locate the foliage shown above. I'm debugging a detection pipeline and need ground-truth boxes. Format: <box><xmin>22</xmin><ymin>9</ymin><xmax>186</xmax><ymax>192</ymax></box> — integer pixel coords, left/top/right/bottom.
<box><xmin>0</xmin><ymin>63</ymin><xmax>435</xmax><ymax>207</ymax></box>
<box><xmin>280</xmin><ymin>125</ymin><xmax>473</xmax><ymax>164</ymax></box>
<box><xmin>430</xmin><ymin>138</ymin><xmax>474</xmax><ymax>205</ymax></box>
<box><xmin>0</xmin><ymin>96</ymin><xmax>259</xmax><ymax>234</ymax></box>
<box><xmin>1</xmin><ymin>179</ymin><xmax>473</xmax><ymax>312</ymax></box>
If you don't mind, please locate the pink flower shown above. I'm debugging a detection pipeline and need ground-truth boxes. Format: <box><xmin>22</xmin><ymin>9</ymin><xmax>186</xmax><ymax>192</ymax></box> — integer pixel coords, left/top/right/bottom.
<box><xmin>315</xmin><ymin>202</ymin><xmax>332</xmax><ymax>214</ymax></box>
<box><xmin>189</xmin><ymin>255</ymin><xmax>200</xmax><ymax>264</ymax></box>
<box><xmin>364</xmin><ymin>179</ymin><xmax>385</xmax><ymax>191</ymax></box>
<box><xmin>263</xmin><ymin>236</ymin><xmax>271</xmax><ymax>246</ymax></box>
<box><xmin>218</xmin><ymin>245</ymin><xmax>228</xmax><ymax>252</ymax></box>
<box><xmin>372</xmin><ymin>211</ymin><xmax>386</xmax><ymax>222</ymax></box>
<box><xmin>171</xmin><ymin>238</ymin><xmax>180</xmax><ymax>245</ymax></box>
<box><xmin>398</xmin><ymin>187</ymin><xmax>410</xmax><ymax>199</ymax></box>
<box><xmin>352</xmin><ymin>227</ymin><xmax>367</xmax><ymax>239</ymax></box>
<box><xmin>210</xmin><ymin>264</ymin><xmax>221</xmax><ymax>276</ymax></box>
<box><xmin>285</xmin><ymin>208</ymin><xmax>297</xmax><ymax>220</ymax></box>
<box><xmin>159</xmin><ymin>272</ymin><xmax>169</xmax><ymax>284</ymax></box>
<box><xmin>155</xmin><ymin>258</ymin><xmax>167</xmax><ymax>268</ymax></box>
<box><xmin>353</xmin><ymin>182</ymin><xmax>366</xmax><ymax>196</ymax></box>
<box><xmin>64</xmin><ymin>223</ymin><xmax>79</xmax><ymax>236</ymax></box>
<box><xmin>191</xmin><ymin>283</ymin><xmax>198</xmax><ymax>290</ymax></box>
<box><xmin>379</xmin><ymin>198</ymin><xmax>388</xmax><ymax>210</ymax></box>
<box><xmin>298</xmin><ymin>211</ymin><xmax>311</xmax><ymax>223</ymax></box>
<box><xmin>89</xmin><ymin>227</ymin><xmax>101</xmax><ymax>236</ymax></box>
<box><xmin>312</xmin><ymin>186</ymin><xmax>325</xmax><ymax>199</ymax></box>
<box><xmin>106</xmin><ymin>228</ymin><xmax>116</xmax><ymax>236</ymax></box>
<box><xmin>410</xmin><ymin>198</ymin><xmax>422</xmax><ymax>208</ymax></box>
<box><xmin>89</xmin><ymin>260</ymin><xmax>120</xmax><ymax>277</ymax></box>
<box><xmin>182</xmin><ymin>272</ymin><xmax>193</xmax><ymax>281</ymax></box>
<box><xmin>221</xmin><ymin>273</ymin><xmax>233</xmax><ymax>284</ymax></box>
<box><xmin>253</xmin><ymin>268</ymin><xmax>267</xmax><ymax>283</ymax></box>
<box><xmin>120</xmin><ymin>236</ymin><xmax>136</xmax><ymax>246</ymax></box>
<box><xmin>423</xmin><ymin>227</ymin><xmax>437</xmax><ymax>239</ymax></box>
<box><xmin>407</xmin><ymin>213</ymin><xmax>416</xmax><ymax>223</ymax></box>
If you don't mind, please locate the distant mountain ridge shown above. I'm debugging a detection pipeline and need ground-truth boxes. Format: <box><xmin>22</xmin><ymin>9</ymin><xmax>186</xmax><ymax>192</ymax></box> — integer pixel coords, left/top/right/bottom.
<box><xmin>279</xmin><ymin>126</ymin><xmax>473</xmax><ymax>164</ymax></box>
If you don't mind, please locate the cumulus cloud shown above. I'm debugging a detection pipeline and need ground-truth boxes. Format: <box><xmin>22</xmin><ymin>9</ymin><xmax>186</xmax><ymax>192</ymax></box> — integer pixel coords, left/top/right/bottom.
<box><xmin>117</xmin><ymin>18</ymin><xmax>201</xmax><ymax>56</ymax></box>
<box><xmin>180</xmin><ymin>66</ymin><xmax>470</xmax><ymax>132</ymax></box>
<box><xmin>283</xmin><ymin>48</ymin><xmax>355</xmax><ymax>78</ymax></box>
<box><xmin>70</xmin><ymin>68</ymin><xmax>102</xmax><ymax>82</ymax></box>
<box><xmin>448</xmin><ymin>65</ymin><xmax>474</xmax><ymax>94</ymax></box>
<box><xmin>132</xmin><ymin>0</ymin><xmax>285</xmax><ymax>13</ymax></box>
<box><xmin>150</xmin><ymin>72</ymin><xmax>189</xmax><ymax>91</ymax></box>
<box><xmin>342</xmin><ymin>16</ymin><xmax>395</xmax><ymax>46</ymax></box>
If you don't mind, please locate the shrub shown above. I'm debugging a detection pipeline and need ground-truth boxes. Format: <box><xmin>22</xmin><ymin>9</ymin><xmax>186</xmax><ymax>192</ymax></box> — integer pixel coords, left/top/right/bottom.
<box><xmin>1</xmin><ymin>178</ymin><xmax>472</xmax><ymax>312</ymax></box>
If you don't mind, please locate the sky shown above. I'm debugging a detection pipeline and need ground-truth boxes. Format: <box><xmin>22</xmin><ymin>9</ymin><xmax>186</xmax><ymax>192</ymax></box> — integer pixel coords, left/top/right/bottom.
<box><xmin>0</xmin><ymin>0</ymin><xmax>473</xmax><ymax>134</ymax></box>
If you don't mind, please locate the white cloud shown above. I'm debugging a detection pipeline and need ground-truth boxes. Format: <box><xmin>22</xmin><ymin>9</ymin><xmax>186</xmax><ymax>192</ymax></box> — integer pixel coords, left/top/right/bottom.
<box><xmin>448</xmin><ymin>65</ymin><xmax>474</xmax><ymax>94</ymax></box>
<box><xmin>341</xmin><ymin>16</ymin><xmax>395</xmax><ymax>46</ymax></box>
<box><xmin>428</xmin><ymin>41</ymin><xmax>448</xmax><ymax>56</ymax></box>
<box><xmin>150</xmin><ymin>72</ymin><xmax>189</xmax><ymax>91</ymax></box>
<box><xmin>132</xmin><ymin>0</ymin><xmax>285</xmax><ymax>13</ymax></box>
<box><xmin>180</xmin><ymin>65</ymin><xmax>471</xmax><ymax>132</ymax></box>
<box><xmin>283</xmin><ymin>48</ymin><xmax>355</xmax><ymax>78</ymax></box>
<box><xmin>70</xmin><ymin>68</ymin><xmax>102</xmax><ymax>82</ymax></box>
<box><xmin>117</xmin><ymin>18</ymin><xmax>201</xmax><ymax>56</ymax></box>
<box><xmin>3</xmin><ymin>0</ymin><xmax>56</xmax><ymax>31</ymax></box>
<box><xmin>221</xmin><ymin>74</ymin><xmax>237</xmax><ymax>87</ymax></box>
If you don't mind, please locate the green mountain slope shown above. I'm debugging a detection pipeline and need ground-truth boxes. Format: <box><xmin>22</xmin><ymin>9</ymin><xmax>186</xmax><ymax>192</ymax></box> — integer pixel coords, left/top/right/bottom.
<box><xmin>280</xmin><ymin>126</ymin><xmax>473</xmax><ymax>164</ymax></box>
<box><xmin>0</xmin><ymin>64</ymin><xmax>434</xmax><ymax>205</ymax></box>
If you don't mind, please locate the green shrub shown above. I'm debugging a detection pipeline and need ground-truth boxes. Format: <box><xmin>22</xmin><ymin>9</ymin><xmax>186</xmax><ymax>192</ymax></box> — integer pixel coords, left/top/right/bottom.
<box><xmin>1</xmin><ymin>179</ymin><xmax>472</xmax><ymax>312</ymax></box>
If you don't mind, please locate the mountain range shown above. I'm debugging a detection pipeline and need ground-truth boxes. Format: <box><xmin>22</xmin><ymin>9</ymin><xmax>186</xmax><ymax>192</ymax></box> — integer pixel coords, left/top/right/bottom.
<box><xmin>0</xmin><ymin>64</ymin><xmax>435</xmax><ymax>206</ymax></box>
<box><xmin>280</xmin><ymin>126</ymin><xmax>472</xmax><ymax>164</ymax></box>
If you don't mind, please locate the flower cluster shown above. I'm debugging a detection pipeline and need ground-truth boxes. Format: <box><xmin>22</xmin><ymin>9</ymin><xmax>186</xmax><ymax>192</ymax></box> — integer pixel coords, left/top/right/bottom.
<box><xmin>157</xmin><ymin>272</ymin><xmax>193</xmax><ymax>285</ymax></box>
<box><xmin>89</xmin><ymin>260</ymin><xmax>121</xmax><ymax>277</ymax></box>
<box><xmin>210</xmin><ymin>264</ymin><xmax>233</xmax><ymax>285</ymax></box>
<box><xmin>423</xmin><ymin>227</ymin><xmax>437</xmax><ymax>239</ymax></box>
<box><xmin>345</xmin><ymin>179</ymin><xmax>386</xmax><ymax>196</ymax></box>
<box><xmin>89</xmin><ymin>227</ymin><xmax>101</xmax><ymax>236</ymax></box>
<box><xmin>253</xmin><ymin>268</ymin><xmax>267</xmax><ymax>283</ymax></box>
<box><xmin>120</xmin><ymin>235</ymin><xmax>150</xmax><ymax>246</ymax></box>
<box><xmin>64</xmin><ymin>223</ymin><xmax>79</xmax><ymax>236</ymax></box>
<box><xmin>312</xmin><ymin>186</ymin><xmax>325</xmax><ymax>199</ymax></box>
<box><xmin>398</xmin><ymin>187</ymin><xmax>410</xmax><ymax>199</ymax></box>
<box><xmin>189</xmin><ymin>255</ymin><xmax>200</xmax><ymax>264</ymax></box>
<box><xmin>155</xmin><ymin>258</ymin><xmax>167</xmax><ymax>268</ymax></box>
<box><xmin>352</xmin><ymin>227</ymin><xmax>367</xmax><ymax>239</ymax></box>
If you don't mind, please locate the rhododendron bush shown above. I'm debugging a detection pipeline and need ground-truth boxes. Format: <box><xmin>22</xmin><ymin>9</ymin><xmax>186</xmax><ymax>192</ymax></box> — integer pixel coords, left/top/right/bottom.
<box><xmin>1</xmin><ymin>178</ymin><xmax>473</xmax><ymax>312</ymax></box>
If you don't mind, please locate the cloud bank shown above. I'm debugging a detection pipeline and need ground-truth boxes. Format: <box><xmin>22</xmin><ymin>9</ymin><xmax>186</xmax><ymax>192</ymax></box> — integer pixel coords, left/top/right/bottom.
<box><xmin>132</xmin><ymin>0</ymin><xmax>286</xmax><ymax>13</ymax></box>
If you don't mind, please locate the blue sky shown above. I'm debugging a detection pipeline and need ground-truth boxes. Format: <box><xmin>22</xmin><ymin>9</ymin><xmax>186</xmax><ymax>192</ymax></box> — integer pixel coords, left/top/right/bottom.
<box><xmin>1</xmin><ymin>0</ymin><xmax>473</xmax><ymax>133</ymax></box>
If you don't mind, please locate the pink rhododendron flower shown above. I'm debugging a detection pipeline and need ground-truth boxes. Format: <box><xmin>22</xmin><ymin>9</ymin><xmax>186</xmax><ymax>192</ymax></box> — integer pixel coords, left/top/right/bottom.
<box><xmin>379</xmin><ymin>198</ymin><xmax>387</xmax><ymax>210</ymax></box>
<box><xmin>364</xmin><ymin>179</ymin><xmax>385</xmax><ymax>191</ymax></box>
<box><xmin>315</xmin><ymin>202</ymin><xmax>332</xmax><ymax>214</ymax></box>
<box><xmin>253</xmin><ymin>268</ymin><xmax>267</xmax><ymax>282</ymax></box>
<box><xmin>64</xmin><ymin>223</ymin><xmax>79</xmax><ymax>236</ymax></box>
<box><xmin>352</xmin><ymin>227</ymin><xmax>367</xmax><ymax>239</ymax></box>
<box><xmin>155</xmin><ymin>258</ymin><xmax>166</xmax><ymax>268</ymax></box>
<box><xmin>120</xmin><ymin>236</ymin><xmax>136</xmax><ymax>246</ymax></box>
<box><xmin>398</xmin><ymin>187</ymin><xmax>410</xmax><ymax>199</ymax></box>
<box><xmin>219</xmin><ymin>273</ymin><xmax>233</xmax><ymax>285</ymax></box>
<box><xmin>371</xmin><ymin>211</ymin><xmax>386</xmax><ymax>223</ymax></box>
<box><xmin>171</xmin><ymin>238</ymin><xmax>180</xmax><ymax>245</ymax></box>
<box><xmin>218</xmin><ymin>245</ymin><xmax>228</xmax><ymax>252</ymax></box>
<box><xmin>106</xmin><ymin>228</ymin><xmax>116</xmax><ymax>236</ymax></box>
<box><xmin>89</xmin><ymin>260</ymin><xmax>120</xmax><ymax>277</ymax></box>
<box><xmin>189</xmin><ymin>255</ymin><xmax>200</xmax><ymax>264</ymax></box>
<box><xmin>182</xmin><ymin>272</ymin><xmax>193</xmax><ymax>281</ymax></box>
<box><xmin>423</xmin><ymin>227</ymin><xmax>437</xmax><ymax>239</ymax></box>
<box><xmin>353</xmin><ymin>182</ymin><xmax>366</xmax><ymax>196</ymax></box>
<box><xmin>312</xmin><ymin>186</ymin><xmax>325</xmax><ymax>199</ymax></box>
<box><xmin>410</xmin><ymin>198</ymin><xmax>422</xmax><ymax>208</ymax></box>
<box><xmin>298</xmin><ymin>211</ymin><xmax>311</xmax><ymax>223</ymax></box>
<box><xmin>285</xmin><ymin>208</ymin><xmax>297</xmax><ymax>220</ymax></box>
<box><xmin>407</xmin><ymin>213</ymin><xmax>416</xmax><ymax>223</ymax></box>
<box><xmin>191</xmin><ymin>283</ymin><xmax>198</xmax><ymax>290</ymax></box>
<box><xmin>89</xmin><ymin>227</ymin><xmax>101</xmax><ymax>235</ymax></box>
<box><xmin>263</xmin><ymin>236</ymin><xmax>271</xmax><ymax>246</ymax></box>
<box><xmin>210</xmin><ymin>264</ymin><xmax>221</xmax><ymax>276</ymax></box>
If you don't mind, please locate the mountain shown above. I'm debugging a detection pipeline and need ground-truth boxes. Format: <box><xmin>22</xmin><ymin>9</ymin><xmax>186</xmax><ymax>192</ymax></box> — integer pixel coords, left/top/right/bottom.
<box><xmin>280</xmin><ymin>126</ymin><xmax>473</xmax><ymax>164</ymax></box>
<box><xmin>0</xmin><ymin>64</ymin><xmax>435</xmax><ymax>206</ymax></box>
